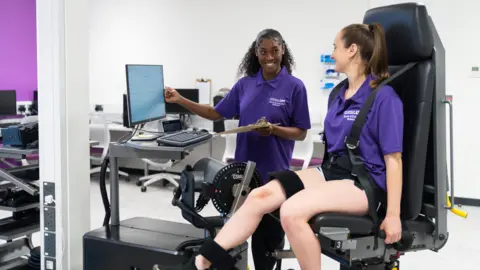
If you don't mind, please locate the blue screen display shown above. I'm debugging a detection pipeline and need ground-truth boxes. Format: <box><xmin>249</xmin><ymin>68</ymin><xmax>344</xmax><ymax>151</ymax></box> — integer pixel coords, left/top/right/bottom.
<box><xmin>126</xmin><ymin>65</ymin><xmax>166</xmax><ymax>124</ymax></box>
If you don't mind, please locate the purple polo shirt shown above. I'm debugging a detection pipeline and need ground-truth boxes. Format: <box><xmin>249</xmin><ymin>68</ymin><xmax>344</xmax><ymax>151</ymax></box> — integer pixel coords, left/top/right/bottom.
<box><xmin>324</xmin><ymin>74</ymin><xmax>403</xmax><ymax>191</ymax></box>
<box><xmin>215</xmin><ymin>67</ymin><xmax>311</xmax><ymax>183</ymax></box>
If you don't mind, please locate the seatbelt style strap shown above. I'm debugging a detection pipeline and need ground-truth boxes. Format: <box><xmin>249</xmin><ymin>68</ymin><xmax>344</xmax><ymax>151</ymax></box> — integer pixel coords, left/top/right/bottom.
<box><xmin>344</xmin><ymin>62</ymin><xmax>418</xmax><ymax>250</ymax></box>
<box><xmin>323</xmin><ymin>79</ymin><xmax>348</xmax><ymax>160</ymax></box>
<box><xmin>345</xmin><ymin>62</ymin><xmax>418</xmax><ymax>149</ymax></box>
<box><xmin>328</xmin><ymin>79</ymin><xmax>348</xmax><ymax>107</ymax></box>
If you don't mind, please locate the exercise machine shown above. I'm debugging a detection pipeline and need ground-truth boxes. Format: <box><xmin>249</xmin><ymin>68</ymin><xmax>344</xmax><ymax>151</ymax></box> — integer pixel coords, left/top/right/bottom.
<box><xmin>84</xmin><ymin>156</ymin><xmax>260</xmax><ymax>270</ymax></box>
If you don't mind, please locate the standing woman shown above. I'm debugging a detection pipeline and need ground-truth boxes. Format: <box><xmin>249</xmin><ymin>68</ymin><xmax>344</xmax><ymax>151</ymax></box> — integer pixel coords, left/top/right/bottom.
<box><xmin>164</xmin><ymin>28</ymin><xmax>311</xmax><ymax>270</ymax></box>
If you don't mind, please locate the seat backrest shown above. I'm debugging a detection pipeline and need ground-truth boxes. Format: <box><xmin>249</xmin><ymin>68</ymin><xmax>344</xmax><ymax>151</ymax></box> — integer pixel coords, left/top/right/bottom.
<box><xmin>364</xmin><ymin>3</ymin><xmax>440</xmax><ymax>220</ymax></box>
<box><xmin>291</xmin><ymin>131</ymin><xmax>314</xmax><ymax>170</ymax></box>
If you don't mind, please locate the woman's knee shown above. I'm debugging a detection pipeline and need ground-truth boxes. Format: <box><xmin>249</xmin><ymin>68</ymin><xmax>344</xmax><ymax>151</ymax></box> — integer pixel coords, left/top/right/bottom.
<box><xmin>279</xmin><ymin>200</ymin><xmax>304</xmax><ymax>230</ymax></box>
<box><xmin>243</xmin><ymin>181</ymin><xmax>286</xmax><ymax>213</ymax></box>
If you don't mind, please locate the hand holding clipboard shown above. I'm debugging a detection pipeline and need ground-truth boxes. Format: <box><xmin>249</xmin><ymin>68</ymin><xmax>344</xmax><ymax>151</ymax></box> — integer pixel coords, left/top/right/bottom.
<box><xmin>216</xmin><ymin>117</ymin><xmax>280</xmax><ymax>136</ymax></box>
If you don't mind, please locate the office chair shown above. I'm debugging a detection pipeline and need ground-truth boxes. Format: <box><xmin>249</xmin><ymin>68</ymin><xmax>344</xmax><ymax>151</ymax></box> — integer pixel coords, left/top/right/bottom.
<box><xmin>289</xmin><ymin>130</ymin><xmax>322</xmax><ymax>170</ymax></box>
<box><xmin>89</xmin><ymin>115</ymin><xmax>130</xmax><ymax>181</ymax></box>
<box><xmin>221</xmin><ymin>119</ymin><xmax>239</xmax><ymax>163</ymax></box>
<box><xmin>136</xmin><ymin>158</ymin><xmax>181</xmax><ymax>192</ymax></box>
<box><xmin>269</xmin><ymin>3</ymin><xmax>462</xmax><ymax>269</ymax></box>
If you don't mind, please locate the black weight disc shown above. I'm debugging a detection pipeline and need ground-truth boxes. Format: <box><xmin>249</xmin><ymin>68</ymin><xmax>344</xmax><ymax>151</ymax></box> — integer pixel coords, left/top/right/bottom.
<box><xmin>211</xmin><ymin>162</ymin><xmax>262</xmax><ymax>215</ymax></box>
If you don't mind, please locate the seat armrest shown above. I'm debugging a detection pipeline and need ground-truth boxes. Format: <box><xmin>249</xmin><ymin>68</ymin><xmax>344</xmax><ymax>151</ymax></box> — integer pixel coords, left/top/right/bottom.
<box><xmin>310</xmin><ymin>213</ymin><xmax>375</xmax><ymax>235</ymax></box>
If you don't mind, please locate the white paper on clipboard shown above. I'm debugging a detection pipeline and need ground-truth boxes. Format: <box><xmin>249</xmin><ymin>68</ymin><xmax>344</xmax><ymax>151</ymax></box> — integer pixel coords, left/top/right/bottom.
<box><xmin>195</xmin><ymin>78</ymin><xmax>211</xmax><ymax>105</ymax></box>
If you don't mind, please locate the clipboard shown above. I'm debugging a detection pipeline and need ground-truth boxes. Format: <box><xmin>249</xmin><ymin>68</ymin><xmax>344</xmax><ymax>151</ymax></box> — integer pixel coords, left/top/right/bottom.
<box><xmin>215</xmin><ymin>117</ymin><xmax>280</xmax><ymax>136</ymax></box>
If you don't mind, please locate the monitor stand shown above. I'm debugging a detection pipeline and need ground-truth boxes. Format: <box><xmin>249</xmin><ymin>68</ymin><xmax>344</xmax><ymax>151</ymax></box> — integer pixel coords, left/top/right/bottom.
<box><xmin>130</xmin><ymin>124</ymin><xmax>163</xmax><ymax>142</ymax></box>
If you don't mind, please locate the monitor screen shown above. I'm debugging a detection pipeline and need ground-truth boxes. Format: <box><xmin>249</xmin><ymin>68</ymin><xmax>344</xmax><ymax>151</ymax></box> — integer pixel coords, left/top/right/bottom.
<box><xmin>125</xmin><ymin>64</ymin><xmax>166</xmax><ymax>126</ymax></box>
<box><xmin>0</xmin><ymin>90</ymin><xmax>17</xmax><ymax>116</ymax></box>
<box><xmin>166</xmin><ymin>88</ymin><xmax>199</xmax><ymax>114</ymax></box>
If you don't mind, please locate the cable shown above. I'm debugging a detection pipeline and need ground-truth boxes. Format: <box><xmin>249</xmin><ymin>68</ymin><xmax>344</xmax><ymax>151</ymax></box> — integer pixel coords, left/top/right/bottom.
<box><xmin>118</xmin><ymin>125</ymin><xmax>139</xmax><ymax>144</ymax></box>
<box><xmin>100</xmin><ymin>151</ymin><xmax>111</xmax><ymax>226</ymax></box>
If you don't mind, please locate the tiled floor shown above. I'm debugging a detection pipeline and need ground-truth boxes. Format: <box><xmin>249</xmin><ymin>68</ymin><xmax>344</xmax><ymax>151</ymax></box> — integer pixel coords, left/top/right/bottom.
<box><xmin>1</xmin><ymin>175</ymin><xmax>478</xmax><ymax>270</ymax></box>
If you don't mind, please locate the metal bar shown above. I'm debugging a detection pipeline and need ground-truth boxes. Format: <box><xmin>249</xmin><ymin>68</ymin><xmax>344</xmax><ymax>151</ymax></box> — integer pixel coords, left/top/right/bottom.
<box><xmin>4</xmin><ymin>164</ymin><xmax>38</xmax><ymax>174</ymax></box>
<box><xmin>270</xmin><ymin>250</ymin><xmax>296</xmax><ymax>259</ymax></box>
<box><xmin>442</xmin><ymin>98</ymin><xmax>455</xmax><ymax>208</ymax></box>
<box><xmin>0</xmin><ymin>169</ymin><xmax>37</xmax><ymax>195</ymax></box>
<box><xmin>228</xmin><ymin>161</ymin><xmax>256</xmax><ymax>217</ymax></box>
<box><xmin>110</xmin><ymin>157</ymin><xmax>120</xmax><ymax>226</ymax></box>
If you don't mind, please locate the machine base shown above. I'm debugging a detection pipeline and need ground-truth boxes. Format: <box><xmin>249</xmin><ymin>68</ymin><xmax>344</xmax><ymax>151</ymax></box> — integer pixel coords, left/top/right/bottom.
<box><xmin>83</xmin><ymin>217</ymin><xmax>249</xmax><ymax>270</ymax></box>
<box><xmin>340</xmin><ymin>260</ymin><xmax>399</xmax><ymax>270</ymax></box>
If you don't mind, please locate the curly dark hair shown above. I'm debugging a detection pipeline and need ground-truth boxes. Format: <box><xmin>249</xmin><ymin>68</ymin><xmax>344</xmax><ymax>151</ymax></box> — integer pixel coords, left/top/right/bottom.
<box><xmin>237</xmin><ymin>29</ymin><xmax>295</xmax><ymax>78</ymax></box>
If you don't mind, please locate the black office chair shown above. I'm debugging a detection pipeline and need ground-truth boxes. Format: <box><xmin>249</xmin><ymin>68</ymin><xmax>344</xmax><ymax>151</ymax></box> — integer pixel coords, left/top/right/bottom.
<box><xmin>273</xmin><ymin>3</ymin><xmax>454</xmax><ymax>269</ymax></box>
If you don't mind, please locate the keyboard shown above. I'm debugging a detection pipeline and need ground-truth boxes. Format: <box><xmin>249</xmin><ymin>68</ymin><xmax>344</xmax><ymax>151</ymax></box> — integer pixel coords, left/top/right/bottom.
<box><xmin>156</xmin><ymin>130</ymin><xmax>212</xmax><ymax>147</ymax></box>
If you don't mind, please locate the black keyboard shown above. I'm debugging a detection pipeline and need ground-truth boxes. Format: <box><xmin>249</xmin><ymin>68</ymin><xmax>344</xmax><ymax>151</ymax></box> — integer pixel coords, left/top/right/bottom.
<box><xmin>156</xmin><ymin>130</ymin><xmax>212</xmax><ymax>147</ymax></box>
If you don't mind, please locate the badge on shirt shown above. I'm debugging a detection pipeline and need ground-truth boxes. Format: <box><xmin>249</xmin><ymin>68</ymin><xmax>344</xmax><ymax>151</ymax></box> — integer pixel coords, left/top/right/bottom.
<box><xmin>344</xmin><ymin>109</ymin><xmax>359</xmax><ymax>121</ymax></box>
<box><xmin>269</xmin><ymin>97</ymin><xmax>287</xmax><ymax>107</ymax></box>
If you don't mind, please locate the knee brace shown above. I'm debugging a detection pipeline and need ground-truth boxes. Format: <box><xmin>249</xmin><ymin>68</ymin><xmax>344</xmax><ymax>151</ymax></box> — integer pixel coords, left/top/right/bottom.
<box><xmin>268</xmin><ymin>170</ymin><xmax>304</xmax><ymax>199</ymax></box>
<box><xmin>197</xmin><ymin>238</ymin><xmax>236</xmax><ymax>270</ymax></box>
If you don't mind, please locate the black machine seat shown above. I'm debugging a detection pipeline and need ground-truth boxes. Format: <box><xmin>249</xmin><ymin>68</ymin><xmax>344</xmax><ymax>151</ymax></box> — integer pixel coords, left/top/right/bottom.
<box><xmin>311</xmin><ymin>214</ymin><xmax>435</xmax><ymax>236</ymax></box>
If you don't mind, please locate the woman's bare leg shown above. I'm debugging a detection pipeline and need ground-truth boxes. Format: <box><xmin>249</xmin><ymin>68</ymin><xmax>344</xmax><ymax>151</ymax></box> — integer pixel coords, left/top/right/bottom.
<box><xmin>195</xmin><ymin>180</ymin><xmax>287</xmax><ymax>269</ymax></box>
<box><xmin>280</xmin><ymin>175</ymin><xmax>369</xmax><ymax>270</ymax></box>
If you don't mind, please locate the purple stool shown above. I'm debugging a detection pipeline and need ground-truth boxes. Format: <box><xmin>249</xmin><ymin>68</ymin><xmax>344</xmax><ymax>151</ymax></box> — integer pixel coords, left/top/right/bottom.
<box><xmin>290</xmin><ymin>157</ymin><xmax>323</xmax><ymax>168</ymax></box>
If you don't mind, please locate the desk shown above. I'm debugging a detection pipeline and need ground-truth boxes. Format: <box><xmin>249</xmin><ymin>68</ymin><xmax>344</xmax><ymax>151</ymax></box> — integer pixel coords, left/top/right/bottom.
<box><xmin>108</xmin><ymin>138</ymin><xmax>213</xmax><ymax>225</ymax></box>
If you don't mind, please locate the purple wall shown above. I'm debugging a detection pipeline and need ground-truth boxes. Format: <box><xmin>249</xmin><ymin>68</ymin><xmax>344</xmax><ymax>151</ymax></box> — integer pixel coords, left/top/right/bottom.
<box><xmin>0</xmin><ymin>0</ymin><xmax>37</xmax><ymax>101</ymax></box>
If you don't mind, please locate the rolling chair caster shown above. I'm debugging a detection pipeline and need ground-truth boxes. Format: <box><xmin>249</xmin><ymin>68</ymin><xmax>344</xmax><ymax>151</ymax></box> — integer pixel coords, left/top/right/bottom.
<box><xmin>125</xmin><ymin>176</ymin><xmax>131</xmax><ymax>182</ymax></box>
<box><xmin>141</xmin><ymin>186</ymin><xmax>147</xmax><ymax>192</ymax></box>
<box><xmin>136</xmin><ymin>180</ymin><xmax>143</xmax><ymax>186</ymax></box>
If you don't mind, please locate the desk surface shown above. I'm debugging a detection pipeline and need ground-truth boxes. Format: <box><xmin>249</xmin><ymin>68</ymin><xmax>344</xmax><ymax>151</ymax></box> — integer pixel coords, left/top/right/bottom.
<box><xmin>109</xmin><ymin>137</ymin><xmax>213</xmax><ymax>160</ymax></box>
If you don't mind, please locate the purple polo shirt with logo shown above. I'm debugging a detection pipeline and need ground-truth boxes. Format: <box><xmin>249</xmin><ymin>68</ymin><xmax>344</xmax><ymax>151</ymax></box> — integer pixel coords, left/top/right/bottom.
<box><xmin>324</xmin><ymin>74</ymin><xmax>403</xmax><ymax>191</ymax></box>
<box><xmin>214</xmin><ymin>67</ymin><xmax>311</xmax><ymax>183</ymax></box>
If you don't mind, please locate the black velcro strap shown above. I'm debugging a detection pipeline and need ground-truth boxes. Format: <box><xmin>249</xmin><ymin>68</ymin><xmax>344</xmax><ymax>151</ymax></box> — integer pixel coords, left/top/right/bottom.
<box><xmin>269</xmin><ymin>170</ymin><xmax>305</xmax><ymax>199</ymax></box>
<box><xmin>198</xmin><ymin>238</ymin><xmax>235</xmax><ymax>269</ymax></box>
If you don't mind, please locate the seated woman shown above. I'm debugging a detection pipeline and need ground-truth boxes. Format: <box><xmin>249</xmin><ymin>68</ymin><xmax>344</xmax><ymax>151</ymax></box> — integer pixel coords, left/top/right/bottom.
<box><xmin>188</xmin><ymin>23</ymin><xmax>404</xmax><ymax>270</ymax></box>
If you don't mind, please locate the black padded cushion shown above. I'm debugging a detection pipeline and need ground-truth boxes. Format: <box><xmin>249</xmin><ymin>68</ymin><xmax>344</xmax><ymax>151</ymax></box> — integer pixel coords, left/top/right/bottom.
<box><xmin>363</xmin><ymin>3</ymin><xmax>434</xmax><ymax>65</ymax></box>
<box><xmin>387</xmin><ymin>63</ymin><xmax>434</xmax><ymax>220</ymax></box>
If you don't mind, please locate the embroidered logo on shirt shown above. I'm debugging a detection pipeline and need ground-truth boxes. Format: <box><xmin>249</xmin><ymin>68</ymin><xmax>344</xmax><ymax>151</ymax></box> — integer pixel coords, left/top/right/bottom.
<box><xmin>344</xmin><ymin>110</ymin><xmax>359</xmax><ymax>121</ymax></box>
<box><xmin>269</xmin><ymin>97</ymin><xmax>286</xmax><ymax>107</ymax></box>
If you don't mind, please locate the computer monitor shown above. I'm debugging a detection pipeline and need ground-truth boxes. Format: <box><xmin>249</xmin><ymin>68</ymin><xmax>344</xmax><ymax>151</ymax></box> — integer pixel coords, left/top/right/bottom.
<box><xmin>125</xmin><ymin>64</ymin><xmax>166</xmax><ymax>127</ymax></box>
<box><xmin>0</xmin><ymin>90</ymin><xmax>17</xmax><ymax>116</ymax></box>
<box><xmin>30</xmin><ymin>90</ymin><xmax>39</xmax><ymax>115</ymax></box>
<box><xmin>165</xmin><ymin>88</ymin><xmax>199</xmax><ymax>115</ymax></box>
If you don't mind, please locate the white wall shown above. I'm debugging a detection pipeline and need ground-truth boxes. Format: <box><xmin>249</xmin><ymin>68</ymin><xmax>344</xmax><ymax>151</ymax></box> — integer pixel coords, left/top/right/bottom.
<box><xmin>89</xmin><ymin>0</ymin><xmax>370</xmax><ymax>124</ymax></box>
